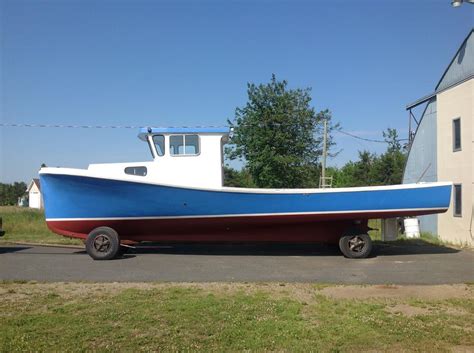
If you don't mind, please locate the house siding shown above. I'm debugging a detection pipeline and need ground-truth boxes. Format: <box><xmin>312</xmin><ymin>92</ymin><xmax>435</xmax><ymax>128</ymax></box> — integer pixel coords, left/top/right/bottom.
<box><xmin>437</xmin><ymin>80</ymin><xmax>473</xmax><ymax>246</ymax></box>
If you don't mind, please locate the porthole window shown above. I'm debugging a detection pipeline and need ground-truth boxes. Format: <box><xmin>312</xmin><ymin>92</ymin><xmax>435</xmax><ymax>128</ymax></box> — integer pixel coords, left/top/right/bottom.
<box><xmin>124</xmin><ymin>166</ymin><xmax>147</xmax><ymax>176</ymax></box>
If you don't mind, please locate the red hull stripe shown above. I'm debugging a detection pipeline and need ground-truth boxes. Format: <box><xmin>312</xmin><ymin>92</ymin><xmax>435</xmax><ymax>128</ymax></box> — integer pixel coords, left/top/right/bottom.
<box><xmin>45</xmin><ymin>207</ymin><xmax>447</xmax><ymax>222</ymax></box>
<box><xmin>46</xmin><ymin>209</ymin><xmax>443</xmax><ymax>243</ymax></box>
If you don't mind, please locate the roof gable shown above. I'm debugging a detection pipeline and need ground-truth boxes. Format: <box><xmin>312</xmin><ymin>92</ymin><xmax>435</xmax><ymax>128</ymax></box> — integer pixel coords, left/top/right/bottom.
<box><xmin>436</xmin><ymin>29</ymin><xmax>474</xmax><ymax>91</ymax></box>
<box><xmin>27</xmin><ymin>178</ymin><xmax>41</xmax><ymax>192</ymax></box>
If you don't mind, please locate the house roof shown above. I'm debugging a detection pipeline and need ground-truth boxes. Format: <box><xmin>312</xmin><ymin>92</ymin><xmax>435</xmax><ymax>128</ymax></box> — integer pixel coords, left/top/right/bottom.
<box><xmin>407</xmin><ymin>29</ymin><xmax>474</xmax><ymax>110</ymax></box>
<box><xmin>435</xmin><ymin>29</ymin><xmax>473</xmax><ymax>91</ymax></box>
<box><xmin>27</xmin><ymin>178</ymin><xmax>41</xmax><ymax>192</ymax></box>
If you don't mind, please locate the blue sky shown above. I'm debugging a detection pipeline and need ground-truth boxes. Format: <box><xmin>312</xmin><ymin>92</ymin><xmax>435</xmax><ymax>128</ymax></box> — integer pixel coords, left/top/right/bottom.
<box><xmin>1</xmin><ymin>0</ymin><xmax>473</xmax><ymax>183</ymax></box>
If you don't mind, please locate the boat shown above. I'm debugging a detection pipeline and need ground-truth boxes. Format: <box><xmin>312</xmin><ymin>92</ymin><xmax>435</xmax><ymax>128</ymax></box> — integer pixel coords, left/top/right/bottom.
<box><xmin>39</xmin><ymin>127</ymin><xmax>452</xmax><ymax>260</ymax></box>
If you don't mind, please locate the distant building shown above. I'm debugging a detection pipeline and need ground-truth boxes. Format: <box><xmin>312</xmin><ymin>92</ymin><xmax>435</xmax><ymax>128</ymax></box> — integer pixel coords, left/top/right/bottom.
<box><xmin>403</xmin><ymin>29</ymin><xmax>473</xmax><ymax>246</ymax></box>
<box><xmin>17</xmin><ymin>195</ymin><xmax>28</xmax><ymax>207</ymax></box>
<box><xmin>27</xmin><ymin>178</ymin><xmax>43</xmax><ymax>209</ymax></box>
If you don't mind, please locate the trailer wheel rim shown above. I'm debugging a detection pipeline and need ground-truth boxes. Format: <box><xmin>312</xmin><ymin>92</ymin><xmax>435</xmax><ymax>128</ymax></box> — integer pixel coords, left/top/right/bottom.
<box><xmin>348</xmin><ymin>235</ymin><xmax>366</xmax><ymax>253</ymax></box>
<box><xmin>93</xmin><ymin>234</ymin><xmax>111</xmax><ymax>253</ymax></box>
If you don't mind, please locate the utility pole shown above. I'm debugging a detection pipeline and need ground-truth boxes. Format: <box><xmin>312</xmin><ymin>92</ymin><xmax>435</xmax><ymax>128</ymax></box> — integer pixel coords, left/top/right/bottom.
<box><xmin>321</xmin><ymin>118</ymin><xmax>327</xmax><ymax>187</ymax></box>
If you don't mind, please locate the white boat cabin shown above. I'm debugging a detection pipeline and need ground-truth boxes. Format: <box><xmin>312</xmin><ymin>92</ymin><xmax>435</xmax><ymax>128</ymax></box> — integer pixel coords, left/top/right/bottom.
<box><xmin>87</xmin><ymin>127</ymin><xmax>230</xmax><ymax>188</ymax></box>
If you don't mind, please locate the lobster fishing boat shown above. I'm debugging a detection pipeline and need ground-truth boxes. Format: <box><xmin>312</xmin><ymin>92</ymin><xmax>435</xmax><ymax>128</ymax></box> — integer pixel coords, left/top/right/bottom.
<box><xmin>39</xmin><ymin>127</ymin><xmax>452</xmax><ymax>260</ymax></box>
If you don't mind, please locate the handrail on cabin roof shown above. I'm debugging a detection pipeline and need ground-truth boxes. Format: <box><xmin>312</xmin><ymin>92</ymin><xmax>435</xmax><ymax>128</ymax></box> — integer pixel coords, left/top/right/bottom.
<box><xmin>138</xmin><ymin>127</ymin><xmax>230</xmax><ymax>140</ymax></box>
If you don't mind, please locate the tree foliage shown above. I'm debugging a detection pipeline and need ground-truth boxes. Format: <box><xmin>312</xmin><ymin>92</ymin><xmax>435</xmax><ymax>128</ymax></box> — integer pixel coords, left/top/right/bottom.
<box><xmin>332</xmin><ymin>128</ymin><xmax>407</xmax><ymax>187</ymax></box>
<box><xmin>223</xmin><ymin>167</ymin><xmax>256</xmax><ymax>188</ymax></box>
<box><xmin>226</xmin><ymin>75</ymin><xmax>338</xmax><ymax>188</ymax></box>
<box><xmin>0</xmin><ymin>182</ymin><xmax>27</xmax><ymax>206</ymax></box>
<box><xmin>225</xmin><ymin>127</ymin><xmax>407</xmax><ymax>188</ymax></box>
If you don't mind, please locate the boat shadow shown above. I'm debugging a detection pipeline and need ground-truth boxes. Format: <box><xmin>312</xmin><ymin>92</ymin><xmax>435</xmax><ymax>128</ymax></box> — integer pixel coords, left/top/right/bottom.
<box><xmin>128</xmin><ymin>239</ymin><xmax>460</xmax><ymax>257</ymax></box>
<box><xmin>69</xmin><ymin>249</ymin><xmax>138</xmax><ymax>260</ymax></box>
<box><xmin>132</xmin><ymin>243</ymin><xmax>342</xmax><ymax>256</ymax></box>
<box><xmin>373</xmin><ymin>239</ymin><xmax>461</xmax><ymax>256</ymax></box>
<box><xmin>0</xmin><ymin>246</ymin><xmax>31</xmax><ymax>254</ymax></box>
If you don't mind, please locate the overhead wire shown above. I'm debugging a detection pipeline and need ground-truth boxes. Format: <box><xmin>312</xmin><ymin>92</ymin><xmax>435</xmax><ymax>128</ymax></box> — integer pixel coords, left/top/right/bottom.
<box><xmin>334</xmin><ymin>129</ymin><xmax>408</xmax><ymax>143</ymax></box>
<box><xmin>0</xmin><ymin>122</ymin><xmax>409</xmax><ymax>144</ymax></box>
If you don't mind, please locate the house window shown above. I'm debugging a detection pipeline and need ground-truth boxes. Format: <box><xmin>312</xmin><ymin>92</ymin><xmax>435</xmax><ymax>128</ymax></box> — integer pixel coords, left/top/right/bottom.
<box><xmin>170</xmin><ymin>135</ymin><xmax>200</xmax><ymax>156</ymax></box>
<box><xmin>124</xmin><ymin>166</ymin><xmax>147</xmax><ymax>176</ymax></box>
<box><xmin>152</xmin><ymin>135</ymin><xmax>165</xmax><ymax>156</ymax></box>
<box><xmin>454</xmin><ymin>184</ymin><xmax>462</xmax><ymax>217</ymax></box>
<box><xmin>453</xmin><ymin>118</ymin><xmax>461</xmax><ymax>152</ymax></box>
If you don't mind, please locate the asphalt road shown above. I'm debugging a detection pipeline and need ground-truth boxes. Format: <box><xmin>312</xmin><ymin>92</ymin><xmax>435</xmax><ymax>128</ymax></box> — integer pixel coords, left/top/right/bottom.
<box><xmin>1</xmin><ymin>243</ymin><xmax>473</xmax><ymax>284</ymax></box>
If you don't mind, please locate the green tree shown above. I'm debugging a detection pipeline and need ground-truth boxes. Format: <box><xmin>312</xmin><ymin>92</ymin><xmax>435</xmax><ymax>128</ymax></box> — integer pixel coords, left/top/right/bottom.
<box><xmin>226</xmin><ymin>75</ymin><xmax>338</xmax><ymax>188</ymax></box>
<box><xmin>223</xmin><ymin>166</ymin><xmax>256</xmax><ymax>188</ymax></box>
<box><xmin>0</xmin><ymin>182</ymin><xmax>27</xmax><ymax>205</ymax></box>
<box><xmin>333</xmin><ymin>151</ymin><xmax>378</xmax><ymax>187</ymax></box>
<box><xmin>375</xmin><ymin>128</ymin><xmax>406</xmax><ymax>185</ymax></box>
<box><xmin>333</xmin><ymin>128</ymin><xmax>406</xmax><ymax>187</ymax></box>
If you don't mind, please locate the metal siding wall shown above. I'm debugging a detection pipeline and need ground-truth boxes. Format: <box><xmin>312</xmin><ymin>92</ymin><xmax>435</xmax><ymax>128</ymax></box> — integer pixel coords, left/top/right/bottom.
<box><xmin>403</xmin><ymin>99</ymin><xmax>438</xmax><ymax>234</ymax></box>
<box><xmin>437</xmin><ymin>32</ymin><xmax>474</xmax><ymax>91</ymax></box>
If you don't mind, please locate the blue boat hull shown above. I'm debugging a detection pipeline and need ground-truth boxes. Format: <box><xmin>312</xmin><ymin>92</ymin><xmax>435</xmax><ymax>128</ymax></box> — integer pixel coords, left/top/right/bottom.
<box><xmin>40</xmin><ymin>173</ymin><xmax>452</xmax><ymax>243</ymax></box>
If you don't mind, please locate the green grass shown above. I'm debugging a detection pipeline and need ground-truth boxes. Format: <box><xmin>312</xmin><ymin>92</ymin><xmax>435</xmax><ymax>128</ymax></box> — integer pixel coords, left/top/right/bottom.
<box><xmin>0</xmin><ymin>206</ymin><xmax>82</xmax><ymax>245</ymax></box>
<box><xmin>368</xmin><ymin>219</ymin><xmax>383</xmax><ymax>240</ymax></box>
<box><xmin>0</xmin><ymin>283</ymin><xmax>472</xmax><ymax>352</ymax></box>
<box><xmin>368</xmin><ymin>219</ymin><xmax>460</xmax><ymax>248</ymax></box>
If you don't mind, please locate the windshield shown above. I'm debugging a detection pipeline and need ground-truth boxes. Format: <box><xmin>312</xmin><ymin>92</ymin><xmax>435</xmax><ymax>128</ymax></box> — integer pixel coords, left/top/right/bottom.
<box><xmin>152</xmin><ymin>135</ymin><xmax>165</xmax><ymax>156</ymax></box>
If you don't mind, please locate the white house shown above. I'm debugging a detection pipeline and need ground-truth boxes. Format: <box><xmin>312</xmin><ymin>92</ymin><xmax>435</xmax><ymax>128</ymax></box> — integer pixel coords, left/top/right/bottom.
<box><xmin>27</xmin><ymin>178</ymin><xmax>43</xmax><ymax>209</ymax></box>
<box><xmin>403</xmin><ymin>29</ymin><xmax>473</xmax><ymax>246</ymax></box>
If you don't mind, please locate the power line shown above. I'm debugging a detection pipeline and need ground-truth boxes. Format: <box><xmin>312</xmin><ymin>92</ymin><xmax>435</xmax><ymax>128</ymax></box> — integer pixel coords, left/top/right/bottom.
<box><xmin>0</xmin><ymin>123</ymin><xmax>144</xmax><ymax>129</ymax></box>
<box><xmin>0</xmin><ymin>123</ymin><xmax>231</xmax><ymax>130</ymax></box>
<box><xmin>0</xmin><ymin>122</ymin><xmax>408</xmax><ymax>143</ymax></box>
<box><xmin>335</xmin><ymin>129</ymin><xmax>408</xmax><ymax>143</ymax></box>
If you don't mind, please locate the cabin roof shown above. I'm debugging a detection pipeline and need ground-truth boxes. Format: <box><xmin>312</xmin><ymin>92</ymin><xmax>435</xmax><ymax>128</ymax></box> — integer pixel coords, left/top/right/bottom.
<box><xmin>138</xmin><ymin>127</ymin><xmax>230</xmax><ymax>141</ymax></box>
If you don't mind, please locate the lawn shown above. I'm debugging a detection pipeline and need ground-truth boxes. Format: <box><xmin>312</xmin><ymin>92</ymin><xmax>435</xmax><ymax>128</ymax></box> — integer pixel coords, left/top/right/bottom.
<box><xmin>0</xmin><ymin>206</ymin><xmax>82</xmax><ymax>246</ymax></box>
<box><xmin>0</xmin><ymin>208</ymin><xmax>472</xmax><ymax>351</ymax></box>
<box><xmin>0</xmin><ymin>282</ymin><xmax>472</xmax><ymax>352</ymax></box>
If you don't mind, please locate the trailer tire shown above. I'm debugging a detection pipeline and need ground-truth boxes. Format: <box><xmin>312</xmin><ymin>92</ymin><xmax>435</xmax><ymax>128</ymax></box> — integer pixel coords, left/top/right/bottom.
<box><xmin>86</xmin><ymin>227</ymin><xmax>120</xmax><ymax>260</ymax></box>
<box><xmin>339</xmin><ymin>232</ymin><xmax>372</xmax><ymax>259</ymax></box>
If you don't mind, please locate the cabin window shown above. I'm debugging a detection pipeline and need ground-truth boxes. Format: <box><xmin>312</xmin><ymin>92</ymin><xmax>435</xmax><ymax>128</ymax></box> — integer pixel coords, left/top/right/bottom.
<box><xmin>453</xmin><ymin>118</ymin><xmax>461</xmax><ymax>152</ymax></box>
<box><xmin>170</xmin><ymin>135</ymin><xmax>200</xmax><ymax>156</ymax></box>
<box><xmin>152</xmin><ymin>135</ymin><xmax>165</xmax><ymax>156</ymax></box>
<box><xmin>453</xmin><ymin>184</ymin><xmax>462</xmax><ymax>217</ymax></box>
<box><xmin>124</xmin><ymin>166</ymin><xmax>147</xmax><ymax>176</ymax></box>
